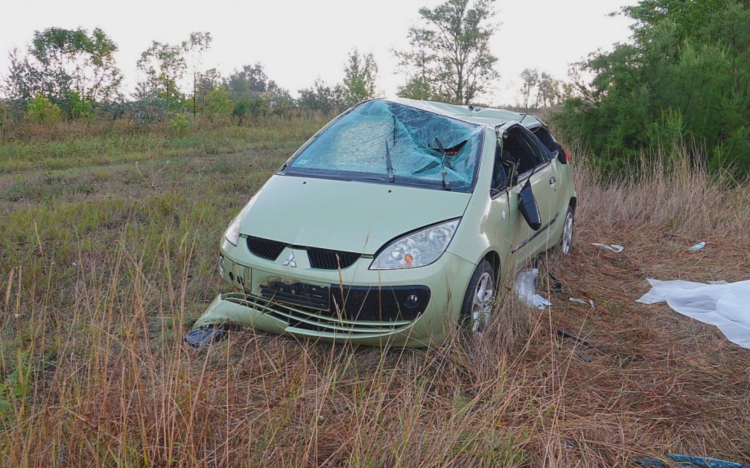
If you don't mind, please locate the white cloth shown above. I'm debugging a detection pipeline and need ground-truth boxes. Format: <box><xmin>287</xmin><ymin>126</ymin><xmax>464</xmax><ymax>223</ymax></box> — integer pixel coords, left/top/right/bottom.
<box><xmin>637</xmin><ymin>279</ymin><xmax>750</xmax><ymax>348</ymax></box>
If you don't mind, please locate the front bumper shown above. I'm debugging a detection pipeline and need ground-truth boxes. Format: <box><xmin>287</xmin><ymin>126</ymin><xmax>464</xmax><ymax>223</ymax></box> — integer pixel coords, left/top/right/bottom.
<box><xmin>192</xmin><ymin>237</ymin><xmax>477</xmax><ymax>347</ymax></box>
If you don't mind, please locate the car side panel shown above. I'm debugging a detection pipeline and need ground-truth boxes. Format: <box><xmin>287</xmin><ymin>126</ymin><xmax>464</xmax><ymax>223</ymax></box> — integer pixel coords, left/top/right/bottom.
<box><xmin>447</xmin><ymin>130</ymin><xmax>514</xmax><ymax>277</ymax></box>
<box><xmin>543</xmin><ymin>157</ymin><xmax>576</xmax><ymax>249</ymax></box>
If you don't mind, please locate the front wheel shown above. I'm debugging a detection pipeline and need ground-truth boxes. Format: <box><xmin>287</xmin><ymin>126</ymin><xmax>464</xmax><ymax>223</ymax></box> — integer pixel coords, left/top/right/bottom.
<box><xmin>459</xmin><ymin>260</ymin><xmax>496</xmax><ymax>335</ymax></box>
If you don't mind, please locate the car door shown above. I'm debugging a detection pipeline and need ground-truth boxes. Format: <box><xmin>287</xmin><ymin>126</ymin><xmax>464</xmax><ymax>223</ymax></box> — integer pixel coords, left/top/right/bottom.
<box><xmin>488</xmin><ymin>133</ymin><xmax>520</xmax><ymax>271</ymax></box>
<box><xmin>530</xmin><ymin>124</ymin><xmax>572</xmax><ymax>249</ymax></box>
<box><xmin>499</xmin><ymin>125</ymin><xmax>559</xmax><ymax>264</ymax></box>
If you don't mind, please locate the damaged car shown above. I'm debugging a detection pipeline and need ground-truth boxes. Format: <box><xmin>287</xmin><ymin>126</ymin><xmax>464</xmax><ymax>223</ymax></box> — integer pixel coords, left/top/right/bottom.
<box><xmin>187</xmin><ymin>98</ymin><xmax>576</xmax><ymax>348</ymax></box>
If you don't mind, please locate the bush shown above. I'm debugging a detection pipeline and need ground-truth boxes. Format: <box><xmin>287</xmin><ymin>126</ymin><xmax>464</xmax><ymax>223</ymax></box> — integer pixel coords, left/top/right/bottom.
<box><xmin>27</xmin><ymin>94</ymin><xmax>61</xmax><ymax>125</ymax></box>
<box><xmin>66</xmin><ymin>92</ymin><xmax>93</xmax><ymax>120</ymax></box>
<box><xmin>232</xmin><ymin>96</ymin><xmax>268</xmax><ymax>124</ymax></box>
<box><xmin>199</xmin><ymin>86</ymin><xmax>232</xmax><ymax>120</ymax></box>
<box><xmin>169</xmin><ymin>113</ymin><xmax>189</xmax><ymax>136</ymax></box>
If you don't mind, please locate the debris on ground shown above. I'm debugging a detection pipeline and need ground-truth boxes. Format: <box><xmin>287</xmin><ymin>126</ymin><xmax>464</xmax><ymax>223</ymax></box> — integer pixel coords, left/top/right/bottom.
<box><xmin>556</xmin><ymin>329</ymin><xmax>593</xmax><ymax>347</ymax></box>
<box><xmin>637</xmin><ymin>279</ymin><xmax>750</xmax><ymax>349</ymax></box>
<box><xmin>592</xmin><ymin>242</ymin><xmax>625</xmax><ymax>253</ymax></box>
<box><xmin>633</xmin><ymin>453</ymin><xmax>750</xmax><ymax>468</ymax></box>
<box><xmin>569</xmin><ymin>297</ymin><xmax>595</xmax><ymax>308</ymax></box>
<box><xmin>689</xmin><ymin>241</ymin><xmax>706</xmax><ymax>251</ymax></box>
<box><xmin>185</xmin><ymin>325</ymin><xmax>228</xmax><ymax>349</ymax></box>
<box><xmin>515</xmin><ymin>268</ymin><xmax>552</xmax><ymax>309</ymax></box>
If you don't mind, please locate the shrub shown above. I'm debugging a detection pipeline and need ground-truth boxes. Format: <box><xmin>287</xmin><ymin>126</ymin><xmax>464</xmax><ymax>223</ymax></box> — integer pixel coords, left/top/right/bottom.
<box><xmin>169</xmin><ymin>113</ymin><xmax>189</xmax><ymax>136</ymax></box>
<box><xmin>232</xmin><ymin>96</ymin><xmax>268</xmax><ymax>124</ymax></box>
<box><xmin>27</xmin><ymin>94</ymin><xmax>61</xmax><ymax>125</ymax></box>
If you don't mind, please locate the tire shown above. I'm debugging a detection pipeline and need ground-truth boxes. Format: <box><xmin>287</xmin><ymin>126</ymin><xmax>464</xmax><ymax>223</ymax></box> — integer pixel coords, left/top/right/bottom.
<box><xmin>560</xmin><ymin>204</ymin><xmax>574</xmax><ymax>255</ymax></box>
<box><xmin>459</xmin><ymin>260</ymin><xmax>496</xmax><ymax>335</ymax></box>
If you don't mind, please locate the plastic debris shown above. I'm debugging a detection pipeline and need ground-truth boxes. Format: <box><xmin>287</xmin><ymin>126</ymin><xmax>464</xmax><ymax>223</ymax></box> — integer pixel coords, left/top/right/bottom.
<box><xmin>633</xmin><ymin>454</ymin><xmax>750</xmax><ymax>468</ymax></box>
<box><xmin>556</xmin><ymin>329</ymin><xmax>593</xmax><ymax>347</ymax></box>
<box><xmin>637</xmin><ymin>279</ymin><xmax>750</xmax><ymax>349</ymax></box>
<box><xmin>569</xmin><ymin>297</ymin><xmax>595</xmax><ymax>308</ymax></box>
<box><xmin>689</xmin><ymin>241</ymin><xmax>706</xmax><ymax>251</ymax></box>
<box><xmin>667</xmin><ymin>454</ymin><xmax>750</xmax><ymax>468</ymax></box>
<box><xmin>185</xmin><ymin>326</ymin><xmax>228</xmax><ymax>349</ymax></box>
<box><xmin>515</xmin><ymin>268</ymin><xmax>551</xmax><ymax>309</ymax></box>
<box><xmin>592</xmin><ymin>242</ymin><xmax>624</xmax><ymax>253</ymax></box>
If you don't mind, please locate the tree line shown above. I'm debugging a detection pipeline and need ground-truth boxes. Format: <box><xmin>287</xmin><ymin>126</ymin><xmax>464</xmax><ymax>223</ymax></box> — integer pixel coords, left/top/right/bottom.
<box><xmin>0</xmin><ymin>0</ymin><xmax>507</xmax><ymax>127</ymax></box>
<box><xmin>3</xmin><ymin>0</ymin><xmax>748</xmax><ymax>178</ymax></box>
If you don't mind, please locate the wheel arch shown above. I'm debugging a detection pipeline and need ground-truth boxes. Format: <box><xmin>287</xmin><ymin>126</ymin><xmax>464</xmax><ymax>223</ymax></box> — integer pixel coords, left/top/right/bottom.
<box><xmin>481</xmin><ymin>249</ymin><xmax>502</xmax><ymax>284</ymax></box>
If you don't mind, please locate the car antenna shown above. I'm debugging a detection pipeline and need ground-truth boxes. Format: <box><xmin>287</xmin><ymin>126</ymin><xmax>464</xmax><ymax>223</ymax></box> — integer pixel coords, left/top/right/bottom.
<box><xmin>385</xmin><ymin>141</ymin><xmax>395</xmax><ymax>183</ymax></box>
<box><xmin>434</xmin><ymin>137</ymin><xmax>450</xmax><ymax>190</ymax></box>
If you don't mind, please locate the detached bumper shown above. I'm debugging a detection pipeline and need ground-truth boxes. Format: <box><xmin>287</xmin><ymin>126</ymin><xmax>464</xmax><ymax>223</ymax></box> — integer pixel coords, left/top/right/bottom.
<box><xmin>193</xmin><ymin>251</ymin><xmax>476</xmax><ymax>347</ymax></box>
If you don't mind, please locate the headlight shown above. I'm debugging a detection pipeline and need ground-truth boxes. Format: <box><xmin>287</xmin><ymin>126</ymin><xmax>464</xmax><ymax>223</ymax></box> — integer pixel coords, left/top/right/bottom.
<box><xmin>223</xmin><ymin>201</ymin><xmax>253</xmax><ymax>246</ymax></box>
<box><xmin>370</xmin><ymin>219</ymin><xmax>460</xmax><ymax>270</ymax></box>
<box><xmin>224</xmin><ymin>216</ymin><xmax>242</xmax><ymax>246</ymax></box>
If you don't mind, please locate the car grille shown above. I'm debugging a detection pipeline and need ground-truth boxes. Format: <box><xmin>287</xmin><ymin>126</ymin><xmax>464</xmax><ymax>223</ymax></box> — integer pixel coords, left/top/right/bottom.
<box><xmin>245</xmin><ymin>237</ymin><xmax>361</xmax><ymax>270</ymax></box>
<box><xmin>307</xmin><ymin>248</ymin><xmax>361</xmax><ymax>270</ymax></box>
<box><xmin>260</xmin><ymin>281</ymin><xmax>330</xmax><ymax>309</ymax></box>
<box><xmin>246</xmin><ymin>236</ymin><xmax>286</xmax><ymax>261</ymax></box>
<box><xmin>241</xmin><ymin>283</ymin><xmax>429</xmax><ymax>322</ymax></box>
<box><xmin>222</xmin><ymin>292</ymin><xmax>414</xmax><ymax>335</ymax></box>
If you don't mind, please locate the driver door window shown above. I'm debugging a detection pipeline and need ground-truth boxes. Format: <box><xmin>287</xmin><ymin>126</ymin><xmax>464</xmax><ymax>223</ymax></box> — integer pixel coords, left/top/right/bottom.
<box><xmin>502</xmin><ymin>127</ymin><xmax>547</xmax><ymax>178</ymax></box>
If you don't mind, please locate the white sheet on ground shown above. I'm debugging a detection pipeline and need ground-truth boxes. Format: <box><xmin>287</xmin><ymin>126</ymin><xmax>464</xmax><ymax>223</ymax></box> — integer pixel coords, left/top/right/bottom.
<box><xmin>637</xmin><ymin>279</ymin><xmax>750</xmax><ymax>349</ymax></box>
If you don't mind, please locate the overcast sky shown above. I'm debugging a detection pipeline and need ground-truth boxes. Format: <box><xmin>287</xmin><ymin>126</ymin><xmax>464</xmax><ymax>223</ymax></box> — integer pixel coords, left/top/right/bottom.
<box><xmin>1</xmin><ymin>0</ymin><xmax>637</xmax><ymax>104</ymax></box>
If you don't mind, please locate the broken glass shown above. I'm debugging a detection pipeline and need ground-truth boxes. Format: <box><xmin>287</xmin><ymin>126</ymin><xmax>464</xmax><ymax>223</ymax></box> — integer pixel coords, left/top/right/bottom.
<box><xmin>285</xmin><ymin>100</ymin><xmax>485</xmax><ymax>192</ymax></box>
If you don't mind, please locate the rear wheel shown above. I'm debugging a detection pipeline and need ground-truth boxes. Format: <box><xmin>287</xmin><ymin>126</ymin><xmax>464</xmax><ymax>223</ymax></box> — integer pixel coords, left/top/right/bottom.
<box><xmin>560</xmin><ymin>205</ymin><xmax>574</xmax><ymax>255</ymax></box>
<box><xmin>459</xmin><ymin>260</ymin><xmax>496</xmax><ymax>335</ymax></box>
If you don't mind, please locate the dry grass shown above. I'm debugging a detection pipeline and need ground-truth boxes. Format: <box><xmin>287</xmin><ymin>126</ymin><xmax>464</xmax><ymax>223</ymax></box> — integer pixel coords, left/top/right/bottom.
<box><xmin>1</xmin><ymin>136</ymin><xmax>749</xmax><ymax>466</ymax></box>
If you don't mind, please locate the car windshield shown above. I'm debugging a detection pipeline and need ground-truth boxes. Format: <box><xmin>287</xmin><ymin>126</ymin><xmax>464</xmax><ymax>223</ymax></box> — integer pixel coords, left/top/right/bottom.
<box><xmin>283</xmin><ymin>100</ymin><xmax>484</xmax><ymax>192</ymax></box>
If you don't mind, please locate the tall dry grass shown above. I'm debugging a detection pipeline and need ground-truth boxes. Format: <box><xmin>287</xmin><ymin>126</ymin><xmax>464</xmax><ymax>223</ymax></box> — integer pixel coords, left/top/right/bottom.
<box><xmin>1</xmin><ymin>145</ymin><xmax>749</xmax><ymax>466</ymax></box>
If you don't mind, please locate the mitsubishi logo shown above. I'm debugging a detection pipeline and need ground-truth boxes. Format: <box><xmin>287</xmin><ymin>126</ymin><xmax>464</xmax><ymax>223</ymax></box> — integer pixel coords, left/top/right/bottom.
<box><xmin>282</xmin><ymin>253</ymin><xmax>297</xmax><ymax>268</ymax></box>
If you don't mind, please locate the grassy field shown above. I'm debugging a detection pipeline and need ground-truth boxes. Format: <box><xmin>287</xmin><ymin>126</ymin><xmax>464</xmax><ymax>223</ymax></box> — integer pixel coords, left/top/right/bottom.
<box><xmin>1</xmin><ymin>120</ymin><xmax>749</xmax><ymax>466</ymax></box>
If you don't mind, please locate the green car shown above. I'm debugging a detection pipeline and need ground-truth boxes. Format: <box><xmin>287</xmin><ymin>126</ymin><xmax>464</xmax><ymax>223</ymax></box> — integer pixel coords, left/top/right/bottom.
<box><xmin>188</xmin><ymin>98</ymin><xmax>576</xmax><ymax>348</ymax></box>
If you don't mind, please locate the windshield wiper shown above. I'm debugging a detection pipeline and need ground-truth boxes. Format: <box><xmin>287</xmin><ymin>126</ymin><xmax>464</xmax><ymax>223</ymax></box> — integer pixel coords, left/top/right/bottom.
<box><xmin>434</xmin><ymin>137</ymin><xmax>450</xmax><ymax>190</ymax></box>
<box><xmin>384</xmin><ymin>141</ymin><xmax>395</xmax><ymax>183</ymax></box>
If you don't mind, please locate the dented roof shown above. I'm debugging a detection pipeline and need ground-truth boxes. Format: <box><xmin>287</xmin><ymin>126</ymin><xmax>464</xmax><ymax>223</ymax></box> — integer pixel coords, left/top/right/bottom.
<box><xmin>380</xmin><ymin>97</ymin><xmax>546</xmax><ymax>129</ymax></box>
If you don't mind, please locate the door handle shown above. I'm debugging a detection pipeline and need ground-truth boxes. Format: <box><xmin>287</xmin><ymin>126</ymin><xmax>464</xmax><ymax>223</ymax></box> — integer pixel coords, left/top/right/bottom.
<box><xmin>549</xmin><ymin>177</ymin><xmax>556</xmax><ymax>184</ymax></box>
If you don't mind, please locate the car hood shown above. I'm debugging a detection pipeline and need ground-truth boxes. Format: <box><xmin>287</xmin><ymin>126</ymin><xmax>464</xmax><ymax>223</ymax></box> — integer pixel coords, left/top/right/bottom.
<box><xmin>239</xmin><ymin>175</ymin><xmax>472</xmax><ymax>255</ymax></box>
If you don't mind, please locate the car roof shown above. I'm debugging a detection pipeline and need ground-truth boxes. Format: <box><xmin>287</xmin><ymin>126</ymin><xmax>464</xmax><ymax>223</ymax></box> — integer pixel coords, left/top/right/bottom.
<box><xmin>378</xmin><ymin>97</ymin><xmax>546</xmax><ymax>129</ymax></box>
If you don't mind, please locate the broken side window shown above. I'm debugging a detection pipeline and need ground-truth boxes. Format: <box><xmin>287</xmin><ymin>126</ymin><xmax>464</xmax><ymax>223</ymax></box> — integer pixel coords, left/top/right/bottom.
<box><xmin>531</xmin><ymin>126</ymin><xmax>564</xmax><ymax>157</ymax></box>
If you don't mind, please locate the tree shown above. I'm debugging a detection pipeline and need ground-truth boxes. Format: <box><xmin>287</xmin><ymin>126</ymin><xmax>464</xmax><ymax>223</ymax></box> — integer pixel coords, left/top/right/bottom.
<box><xmin>135</xmin><ymin>41</ymin><xmax>187</xmax><ymax>109</ymax></box>
<box><xmin>225</xmin><ymin>63</ymin><xmax>285</xmax><ymax>98</ymax></box>
<box><xmin>184</xmin><ymin>32</ymin><xmax>212</xmax><ymax>116</ymax></box>
<box><xmin>536</xmin><ymin>72</ymin><xmax>561</xmax><ymax>108</ymax></box>
<box><xmin>395</xmin><ymin>0</ymin><xmax>500</xmax><ymax>104</ymax></box>
<box><xmin>396</xmin><ymin>29</ymin><xmax>439</xmax><ymax>100</ymax></box>
<box><xmin>519</xmin><ymin>68</ymin><xmax>539</xmax><ymax>111</ymax></box>
<box><xmin>134</xmin><ymin>32</ymin><xmax>212</xmax><ymax>111</ymax></box>
<box><xmin>342</xmin><ymin>49</ymin><xmax>378</xmax><ymax>105</ymax></box>
<box><xmin>297</xmin><ymin>79</ymin><xmax>347</xmax><ymax>115</ymax></box>
<box><xmin>3</xmin><ymin>27</ymin><xmax>122</xmax><ymax>115</ymax></box>
<box><xmin>555</xmin><ymin>0</ymin><xmax>750</xmax><ymax>177</ymax></box>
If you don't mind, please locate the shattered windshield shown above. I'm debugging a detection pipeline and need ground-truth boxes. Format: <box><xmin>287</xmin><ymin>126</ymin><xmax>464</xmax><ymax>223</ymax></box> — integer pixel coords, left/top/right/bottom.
<box><xmin>283</xmin><ymin>100</ymin><xmax>484</xmax><ymax>192</ymax></box>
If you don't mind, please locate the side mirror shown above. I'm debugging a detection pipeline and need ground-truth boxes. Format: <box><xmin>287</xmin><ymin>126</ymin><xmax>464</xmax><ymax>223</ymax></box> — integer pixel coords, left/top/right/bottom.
<box><xmin>518</xmin><ymin>179</ymin><xmax>542</xmax><ymax>231</ymax></box>
<box><xmin>553</xmin><ymin>148</ymin><xmax>568</xmax><ymax>165</ymax></box>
